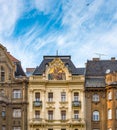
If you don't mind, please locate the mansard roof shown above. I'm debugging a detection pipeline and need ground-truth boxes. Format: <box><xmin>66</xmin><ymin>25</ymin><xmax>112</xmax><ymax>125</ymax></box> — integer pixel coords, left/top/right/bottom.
<box><xmin>33</xmin><ymin>55</ymin><xmax>85</xmax><ymax>75</ymax></box>
<box><xmin>86</xmin><ymin>58</ymin><xmax>117</xmax><ymax>76</ymax></box>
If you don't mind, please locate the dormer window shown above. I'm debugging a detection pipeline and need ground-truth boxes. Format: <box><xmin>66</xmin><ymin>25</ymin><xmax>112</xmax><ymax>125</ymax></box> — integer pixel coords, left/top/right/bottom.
<box><xmin>1</xmin><ymin>66</ymin><xmax>5</xmax><ymax>82</ymax></box>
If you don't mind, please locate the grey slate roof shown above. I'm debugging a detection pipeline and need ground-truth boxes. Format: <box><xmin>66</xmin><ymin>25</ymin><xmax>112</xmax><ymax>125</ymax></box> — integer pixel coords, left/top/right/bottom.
<box><xmin>33</xmin><ymin>55</ymin><xmax>85</xmax><ymax>75</ymax></box>
<box><xmin>85</xmin><ymin>59</ymin><xmax>117</xmax><ymax>88</ymax></box>
<box><xmin>15</xmin><ymin>62</ymin><xmax>26</xmax><ymax>77</ymax></box>
<box><xmin>86</xmin><ymin>59</ymin><xmax>117</xmax><ymax>76</ymax></box>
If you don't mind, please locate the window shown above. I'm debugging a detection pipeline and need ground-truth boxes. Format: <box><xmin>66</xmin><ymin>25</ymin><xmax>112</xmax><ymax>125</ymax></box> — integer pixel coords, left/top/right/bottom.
<box><xmin>108</xmin><ymin>91</ymin><xmax>112</xmax><ymax>100</ymax></box>
<box><xmin>48</xmin><ymin>129</ymin><xmax>53</xmax><ymax>130</ymax></box>
<box><xmin>0</xmin><ymin>89</ymin><xmax>5</xmax><ymax>96</ymax></box>
<box><xmin>48</xmin><ymin>110</ymin><xmax>53</xmax><ymax>120</ymax></box>
<box><xmin>61</xmin><ymin>129</ymin><xmax>66</xmax><ymax>130</ymax></box>
<box><xmin>2</xmin><ymin>125</ymin><xmax>5</xmax><ymax>130</ymax></box>
<box><xmin>74</xmin><ymin>92</ymin><xmax>79</xmax><ymax>101</ymax></box>
<box><xmin>48</xmin><ymin>92</ymin><xmax>53</xmax><ymax>102</ymax></box>
<box><xmin>13</xmin><ymin>109</ymin><xmax>21</xmax><ymax>118</ymax></box>
<box><xmin>115</xmin><ymin>91</ymin><xmax>117</xmax><ymax>99</ymax></box>
<box><xmin>108</xmin><ymin>128</ymin><xmax>112</xmax><ymax>130</ymax></box>
<box><xmin>93</xmin><ymin>129</ymin><xmax>99</xmax><ymax>130</ymax></box>
<box><xmin>2</xmin><ymin>107</ymin><xmax>6</xmax><ymax>117</ymax></box>
<box><xmin>108</xmin><ymin>109</ymin><xmax>112</xmax><ymax>119</ymax></box>
<box><xmin>74</xmin><ymin>110</ymin><xmax>79</xmax><ymax>119</ymax></box>
<box><xmin>13</xmin><ymin>90</ymin><xmax>21</xmax><ymax>99</ymax></box>
<box><xmin>61</xmin><ymin>92</ymin><xmax>66</xmax><ymax>102</ymax></box>
<box><xmin>92</xmin><ymin>94</ymin><xmax>99</xmax><ymax>102</ymax></box>
<box><xmin>35</xmin><ymin>92</ymin><xmax>40</xmax><ymax>101</ymax></box>
<box><xmin>13</xmin><ymin>127</ymin><xmax>21</xmax><ymax>130</ymax></box>
<box><xmin>1</xmin><ymin>66</ymin><xmax>5</xmax><ymax>82</ymax></box>
<box><xmin>35</xmin><ymin>111</ymin><xmax>40</xmax><ymax>119</ymax></box>
<box><xmin>116</xmin><ymin>108</ymin><xmax>117</xmax><ymax>119</ymax></box>
<box><xmin>93</xmin><ymin>111</ymin><xmax>99</xmax><ymax>121</ymax></box>
<box><xmin>61</xmin><ymin>110</ymin><xmax>66</xmax><ymax>120</ymax></box>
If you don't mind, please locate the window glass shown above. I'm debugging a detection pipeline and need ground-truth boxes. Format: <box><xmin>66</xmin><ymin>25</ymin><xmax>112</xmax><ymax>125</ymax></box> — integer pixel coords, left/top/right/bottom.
<box><xmin>13</xmin><ymin>90</ymin><xmax>21</xmax><ymax>99</ymax></box>
<box><xmin>48</xmin><ymin>92</ymin><xmax>53</xmax><ymax>102</ymax></box>
<box><xmin>61</xmin><ymin>110</ymin><xmax>66</xmax><ymax>120</ymax></box>
<box><xmin>74</xmin><ymin>92</ymin><xmax>79</xmax><ymax>101</ymax></box>
<box><xmin>35</xmin><ymin>111</ymin><xmax>40</xmax><ymax>119</ymax></box>
<box><xmin>1</xmin><ymin>66</ymin><xmax>5</xmax><ymax>82</ymax></box>
<box><xmin>92</xmin><ymin>94</ymin><xmax>99</xmax><ymax>102</ymax></box>
<box><xmin>35</xmin><ymin>92</ymin><xmax>40</xmax><ymax>101</ymax></box>
<box><xmin>13</xmin><ymin>109</ymin><xmax>21</xmax><ymax>118</ymax></box>
<box><xmin>93</xmin><ymin>111</ymin><xmax>99</xmax><ymax>121</ymax></box>
<box><xmin>108</xmin><ymin>109</ymin><xmax>112</xmax><ymax>119</ymax></box>
<box><xmin>74</xmin><ymin>110</ymin><xmax>79</xmax><ymax>119</ymax></box>
<box><xmin>61</xmin><ymin>92</ymin><xmax>66</xmax><ymax>102</ymax></box>
<box><xmin>48</xmin><ymin>110</ymin><xmax>53</xmax><ymax>120</ymax></box>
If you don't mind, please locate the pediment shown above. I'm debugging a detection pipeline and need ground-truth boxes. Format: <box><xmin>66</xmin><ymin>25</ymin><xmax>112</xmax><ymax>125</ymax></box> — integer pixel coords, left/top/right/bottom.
<box><xmin>45</xmin><ymin>58</ymin><xmax>71</xmax><ymax>80</ymax></box>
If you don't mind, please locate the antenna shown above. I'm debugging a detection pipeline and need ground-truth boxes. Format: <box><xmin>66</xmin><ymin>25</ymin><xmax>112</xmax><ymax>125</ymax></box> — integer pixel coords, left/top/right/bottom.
<box><xmin>95</xmin><ymin>53</ymin><xmax>106</xmax><ymax>59</ymax></box>
<box><xmin>56</xmin><ymin>50</ymin><xmax>58</xmax><ymax>56</ymax></box>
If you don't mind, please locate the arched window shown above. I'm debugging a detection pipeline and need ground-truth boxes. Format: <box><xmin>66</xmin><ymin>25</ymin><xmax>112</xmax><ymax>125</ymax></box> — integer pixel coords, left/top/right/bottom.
<box><xmin>92</xmin><ymin>94</ymin><xmax>99</xmax><ymax>102</ymax></box>
<box><xmin>108</xmin><ymin>91</ymin><xmax>112</xmax><ymax>100</ymax></box>
<box><xmin>108</xmin><ymin>109</ymin><xmax>112</xmax><ymax>119</ymax></box>
<box><xmin>93</xmin><ymin>111</ymin><xmax>99</xmax><ymax>121</ymax></box>
<box><xmin>1</xmin><ymin>66</ymin><xmax>5</xmax><ymax>82</ymax></box>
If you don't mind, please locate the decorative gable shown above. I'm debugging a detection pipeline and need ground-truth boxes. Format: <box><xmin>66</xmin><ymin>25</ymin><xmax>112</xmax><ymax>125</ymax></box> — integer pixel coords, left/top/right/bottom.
<box><xmin>45</xmin><ymin>58</ymin><xmax>71</xmax><ymax>80</ymax></box>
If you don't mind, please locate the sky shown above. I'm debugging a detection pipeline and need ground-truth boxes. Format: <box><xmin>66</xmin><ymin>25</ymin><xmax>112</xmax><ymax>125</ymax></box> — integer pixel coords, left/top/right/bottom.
<box><xmin>0</xmin><ymin>0</ymin><xmax>117</xmax><ymax>70</ymax></box>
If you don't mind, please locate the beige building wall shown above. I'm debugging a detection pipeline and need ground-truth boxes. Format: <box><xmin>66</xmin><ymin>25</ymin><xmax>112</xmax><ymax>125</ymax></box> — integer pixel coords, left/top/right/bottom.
<box><xmin>28</xmin><ymin>58</ymin><xmax>86</xmax><ymax>130</ymax></box>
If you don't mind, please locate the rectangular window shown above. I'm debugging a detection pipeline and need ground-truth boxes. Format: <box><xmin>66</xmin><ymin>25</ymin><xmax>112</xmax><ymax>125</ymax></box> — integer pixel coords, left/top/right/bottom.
<box><xmin>48</xmin><ymin>110</ymin><xmax>53</xmax><ymax>120</ymax></box>
<box><xmin>13</xmin><ymin>90</ymin><xmax>21</xmax><ymax>99</ymax></box>
<box><xmin>35</xmin><ymin>110</ymin><xmax>40</xmax><ymax>119</ymax></box>
<box><xmin>92</xmin><ymin>94</ymin><xmax>99</xmax><ymax>102</ymax></box>
<box><xmin>108</xmin><ymin>91</ymin><xmax>112</xmax><ymax>100</ymax></box>
<box><xmin>74</xmin><ymin>110</ymin><xmax>79</xmax><ymax>119</ymax></box>
<box><xmin>2</xmin><ymin>107</ymin><xmax>6</xmax><ymax>117</ymax></box>
<box><xmin>13</xmin><ymin>109</ymin><xmax>21</xmax><ymax>118</ymax></box>
<box><xmin>61</xmin><ymin>110</ymin><xmax>66</xmax><ymax>120</ymax></box>
<box><xmin>61</xmin><ymin>92</ymin><xmax>66</xmax><ymax>102</ymax></box>
<box><xmin>35</xmin><ymin>92</ymin><xmax>40</xmax><ymax>101</ymax></box>
<box><xmin>115</xmin><ymin>108</ymin><xmax>117</xmax><ymax>119</ymax></box>
<box><xmin>74</xmin><ymin>92</ymin><xmax>79</xmax><ymax>101</ymax></box>
<box><xmin>2</xmin><ymin>125</ymin><xmax>5</xmax><ymax>130</ymax></box>
<box><xmin>13</xmin><ymin>127</ymin><xmax>21</xmax><ymax>130</ymax></box>
<box><xmin>48</xmin><ymin>92</ymin><xmax>53</xmax><ymax>102</ymax></box>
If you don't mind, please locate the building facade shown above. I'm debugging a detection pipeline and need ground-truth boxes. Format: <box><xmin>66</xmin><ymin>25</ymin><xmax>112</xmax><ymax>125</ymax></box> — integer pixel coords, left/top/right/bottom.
<box><xmin>28</xmin><ymin>56</ymin><xmax>86</xmax><ymax>130</ymax></box>
<box><xmin>0</xmin><ymin>44</ymin><xmax>28</xmax><ymax>130</ymax></box>
<box><xmin>85</xmin><ymin>57</ymin><xmax>117</xmax><ymax>130</ymax></box>
<box><xmin>106</xmin><ymin>72</ymin><xmax>117</xmax><ymax>130</ymax></box>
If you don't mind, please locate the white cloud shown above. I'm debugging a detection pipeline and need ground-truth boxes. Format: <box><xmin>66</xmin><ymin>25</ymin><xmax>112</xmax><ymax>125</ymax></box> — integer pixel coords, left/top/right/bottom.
<box><xmin>0</xmin><ymin>0</ymin><xmax>25</xmax><ymax>37</ymax></box>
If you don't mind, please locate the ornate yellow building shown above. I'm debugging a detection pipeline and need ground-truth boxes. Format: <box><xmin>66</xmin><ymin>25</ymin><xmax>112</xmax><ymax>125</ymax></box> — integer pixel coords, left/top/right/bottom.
<box><xmin>28</xmin><ymin>56</ymin><xmax>86</xmax><ymax>130</ymax></box>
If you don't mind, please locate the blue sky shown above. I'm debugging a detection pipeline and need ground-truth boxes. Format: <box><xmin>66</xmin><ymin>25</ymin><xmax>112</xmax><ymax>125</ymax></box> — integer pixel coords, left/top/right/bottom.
<box><xmin>0</xmin><ymin>0</ymin><xmax>117</xmax><ymax>70</ymax></box>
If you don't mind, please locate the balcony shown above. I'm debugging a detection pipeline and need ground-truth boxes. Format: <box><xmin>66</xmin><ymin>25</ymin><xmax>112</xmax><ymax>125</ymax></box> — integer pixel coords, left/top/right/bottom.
<box><xmin>72</xmin><ymin>101</ymin><xmax>81</xmax><ymax>107</ymax></box>
<box><xmin>0</xmin><ymin>94</ymin><xmax>9</xmax><ymax>103</ymax></box>
<box><xmin>33</xmin><ymin>101</ymin><xmax>42</xmax><ymax>107</ymax></box>
<box><xmin>29</xmin><ymin>118</ymin><xmax>43</xmax><ymax>125</ymax></box>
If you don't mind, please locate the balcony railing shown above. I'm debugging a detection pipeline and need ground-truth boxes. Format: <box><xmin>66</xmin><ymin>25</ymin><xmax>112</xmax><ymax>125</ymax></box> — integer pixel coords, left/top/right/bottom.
<box><xmin>33</xmin><ymin>101</ymin><xmax>42</xmax><ymax>107</ymax></box>
<box><xmin>72</xmin><ymin>101</ymin><xmax>81</xmax><ymax>107</ymax></box>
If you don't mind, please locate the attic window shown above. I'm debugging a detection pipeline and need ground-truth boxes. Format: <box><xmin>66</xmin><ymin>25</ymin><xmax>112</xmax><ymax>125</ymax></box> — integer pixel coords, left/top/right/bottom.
<box><xmin>65</xmin><ymin>63</ymin><xmax>69</xmax><ymax>68</ymax></box>
<box><xmin>1</xmin><ymin>66</ymin><xmax>5</xmax><ymax>82</ymax></box>
<box><xmin>45</xmin><ymin>63</ymin><xmax>49</xmax><ymax>68</ymax></box>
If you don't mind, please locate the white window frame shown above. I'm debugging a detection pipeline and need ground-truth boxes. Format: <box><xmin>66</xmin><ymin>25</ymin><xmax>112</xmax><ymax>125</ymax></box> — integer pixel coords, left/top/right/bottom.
<box><xmin>108</xmin><ymin>91</ymin><xmax>112</xmax><ymax>100</ymax></box>
<box><xmin>93</xmin><ymin>111</ymin><xmax>99</xmax><ymax>121</ymax></box>
<box><xmin>13</xmin><ymin>127</ymin><xmax>21</xmax><ymax>130</ymax></box>
<box><xmin>13</xmin><ymin>109</ymin><xmax>21</xmax><ymax>118</ymax></box>
<box><xmin>13</xmin><ymin>90</ymin><xmax>21</xmax><ymax>99</ymax></box>
<box><xmin>61</xmin><ymin>92</ymin><xmax>66</xmax><ymax>102</ymax></box>
<box><xmin>108</xmin><ymin>109</ymin><xmax>112</xmax><ymax>119</ymax></box>
<box><xmin>92</xmin><ymin>94</ymin><xmax>99</xmax><ymax>102</ymax></box>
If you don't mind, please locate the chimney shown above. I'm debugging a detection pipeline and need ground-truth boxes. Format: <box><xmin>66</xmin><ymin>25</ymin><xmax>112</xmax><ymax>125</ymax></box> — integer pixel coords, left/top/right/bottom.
<box><xmin>111</xmin><ymin>57</ymin><xmax>115</xmax><ymax>61</ymax></box>
<box><xmin>92</xmin><ymin>58</ymin><xmax>100</xmax><ymax>61</ymax></box>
